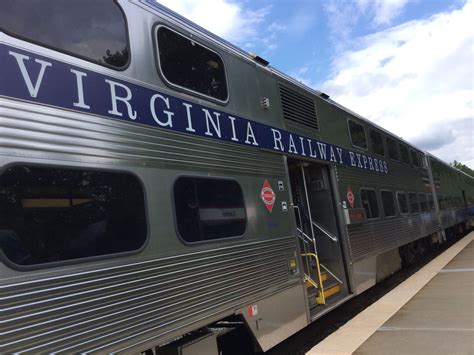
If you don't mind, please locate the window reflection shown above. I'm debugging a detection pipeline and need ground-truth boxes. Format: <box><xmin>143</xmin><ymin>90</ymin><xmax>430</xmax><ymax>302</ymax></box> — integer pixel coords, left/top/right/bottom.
<box><xmin>0</xmin><ymin>0</ymin><xmax>129</xmax><ymax>68</ymax></box>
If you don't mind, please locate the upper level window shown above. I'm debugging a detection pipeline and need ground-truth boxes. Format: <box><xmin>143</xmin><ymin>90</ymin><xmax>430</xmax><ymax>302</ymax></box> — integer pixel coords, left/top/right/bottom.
<box><xmin>419</xmin><ymin>153</ymin><xmax>427</xmax><ymax>168</ymax></box>
<box><xmin>0</xmin><ymin>0</ymin><xmax>129</xmax><ymax>69</ymax></box>
<box><xmin>369</xmin><ymin>129</ymin><xmax>385</xmax><ymax>156</ymax></box>
<box><xmin>361</xmin><ymin>189</ymin><xmax>379</xmax><ymax>219</ymax></box>
<box><xmin>348</xmin><ymin>120</ymin><xmax>367</xmax><ymax>149</ymax></box>
<box><xmin>397</xmin><ymin>192</ymin><xmax>409</xmax><ymax>214</ymax></box>
<box><xmin>410</xmin><ymin>149</ymin><xmax>420</xmax><ymax>167</ymax></box>
<box><xmin>0</xmin><ymin>165</ymin><xmax>147</xmax><ymax>267</ymax></box>
<box><xmin>381</xmin><ymin>191</ymin><xmax>396</xmax><ymax>217</ymax></box>
<box><xmin>156</xmin><ymin>26</ymin><xmax>228</xmax><ymax>102</ymax></box>
<box><xmin>400</xmin><ymin>144</ymin><xmax>410</xmax><ymax>165</ymax></box>
<box><xmin>386</xmin><ymin>137</ymin><xmax>399</xmax><ymax>160</ymax></box>
<box><xmin>174</xmin><ymin>177</ymin><xmax>246</xmax><ymax>243</ymax></box>
<box><xmin>408</xmin><ymin>192</ymin><xmax>419</xmax><ymax>213</ymax></box>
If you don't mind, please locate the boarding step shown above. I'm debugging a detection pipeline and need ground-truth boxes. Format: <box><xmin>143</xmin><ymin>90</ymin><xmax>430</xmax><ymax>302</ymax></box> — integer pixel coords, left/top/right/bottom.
<box><xmin>322</xmin><ymin>282</ymin><xmax>342</xmax><ymax>299</ymax></box>
<box><xmin>306</xmin><ymin>273</ymin><xmax>342</xmax><ymax>306</ymax></box>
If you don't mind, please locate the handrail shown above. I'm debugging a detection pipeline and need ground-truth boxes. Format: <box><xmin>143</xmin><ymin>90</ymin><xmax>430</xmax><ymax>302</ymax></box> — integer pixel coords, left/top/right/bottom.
<box><xmin>312</xmin><ymin>221</ymin><xmax>338</xmax><ymax>242</ymax></box>
<box><xmin>304</xmin><ymin>274</ymin><xmax>319</xmax><ymax>289</ymax></box>
<box><xmin>320</xmin><ymin>263</ymin><xmax>343</xmax><ymax>284</ymax></box>
<box><xmin>301</xmin><ymin>253</ymin><xmax>325</xmax><ymax>305</ymax></box>
<box><xmin>296</xmin><ymin>227</ymin><xmax>313</xmax><ymax>244</ymax></box>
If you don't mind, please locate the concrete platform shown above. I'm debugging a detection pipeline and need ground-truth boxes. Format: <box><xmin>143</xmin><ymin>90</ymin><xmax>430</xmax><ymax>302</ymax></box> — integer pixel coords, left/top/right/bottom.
<box><xmin>307</xmin><ymin>232</ymin><xmax>474</xmax><ymax>355</ymax></box>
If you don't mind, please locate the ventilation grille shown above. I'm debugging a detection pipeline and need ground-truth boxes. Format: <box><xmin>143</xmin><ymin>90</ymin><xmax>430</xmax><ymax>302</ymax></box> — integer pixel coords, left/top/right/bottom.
<box><xmin>279</xmin><ymin>85</ymin><xmax>319</xmax><ymax>130</ymax></box>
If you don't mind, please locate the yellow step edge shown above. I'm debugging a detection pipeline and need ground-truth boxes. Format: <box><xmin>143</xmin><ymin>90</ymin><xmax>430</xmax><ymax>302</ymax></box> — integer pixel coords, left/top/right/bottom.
<box><xmin>323</xmin><ymin>284</ymin><xmax>341</xmax><ymax>298</ymax></box>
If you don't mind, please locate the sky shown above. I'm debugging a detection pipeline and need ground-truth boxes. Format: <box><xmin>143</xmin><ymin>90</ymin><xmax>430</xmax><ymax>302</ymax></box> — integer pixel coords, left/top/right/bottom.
<box><xmin>155</xmin><ymin>0</ymin><xmax>474</xmax><ymax>169</ymax></box>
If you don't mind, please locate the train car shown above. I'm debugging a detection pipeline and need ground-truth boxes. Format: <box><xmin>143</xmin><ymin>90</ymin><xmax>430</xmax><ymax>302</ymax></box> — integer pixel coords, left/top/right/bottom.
<box><xmin>0</xmin><ymin>1</ymin><xmax>472</xmax><ymax>354</ymax></box>
<box><xmin>428</xmin><ymin>154</ymin><xmax>474</xmax><ymax>233</ymax></box>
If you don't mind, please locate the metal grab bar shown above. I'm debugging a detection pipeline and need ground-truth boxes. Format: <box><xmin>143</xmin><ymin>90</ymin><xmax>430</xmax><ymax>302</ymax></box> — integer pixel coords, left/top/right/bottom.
<box><xmin>296</xmin><ymin>227</ymin><xmax>313</xmax><ymax>244</ymax></box>
<box><xmin>320</xmin><ymin>263</ymin><xmax>343</xmax><ymax>284</ymax></box>
<box><xmin>301</xmin><ymin>252</ymin><xmax>326</xmax><ymax>305</ymax></box>
<box><xmin>311</xmin><ymin>220</ymin><xmax>338</xmax><ymax>242</ymax></box>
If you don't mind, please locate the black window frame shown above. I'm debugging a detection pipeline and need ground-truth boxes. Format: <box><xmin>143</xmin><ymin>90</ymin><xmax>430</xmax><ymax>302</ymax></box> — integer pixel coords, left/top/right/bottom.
<box><xmin>396</xmin><ymin>191</ymin><xmax>409</xmax><ymax>215</ymax></box>
<box><xmin>408</xmin><ymin>192</ymin><xmax>420</xmax><ymax>214</ymax></box>
<box><xmin>438</xmin><ymin>194</ymin><xmax>444</xmax><ymax>210</ymax></box>
<box><xmin>0</xmin><ymin>0</ymin><xmax>131</xmax><ymax>71</ymax></box>
<box><xmin>360</xmin><ymin>188</ymin><xmax>380</xmax><ymax>220</ymax></box>
<box><xmin>348</xmin><ymin>119</ymin><xmax>368</xmax><ymax>150</ymax></box>
<box><xmin>172</xmin><ymin>175</ymin><xmax>247</xmax><ymax>245</ymax></box>
<box><xmin>380</xmin><ymin>190</ymin><xmax>397</xmax><ymax>218</ymax></box>
<box><xmin>0</xmin><ymin>163</ymin><xmax>149</xmax><ymax>271</ymax></box>
<box><xmin>399</xmin><ymin>143</ymin><xmax>410</xmax><ymax>165</ymax></box>
<box><xmin>410</xmin><ymin>149</ymin><xmax>420</xmax><ymax>167</ymax></box>
<box><xmin>154</xmin><ymin>24</ymin><xmax>230</xmax><ymax>104</ymax></box>
<box><xmin>419</xmin><ymin>193</ymin><xmax>429</xmax><ymax>212</ymax></box>
<box><xmin>427</xmin><ymin>193</ymin><xmax>435</xmax><ymax>211</ymax></box>
<box><xmin>369</xmin><ymin>129</ymin><xmax>386</xmax><ymax>157</ymax></box>
<box><xmin>386</xmin><ymin>136</ymin><xmax>399</xmax><ymax>161</ymax></box>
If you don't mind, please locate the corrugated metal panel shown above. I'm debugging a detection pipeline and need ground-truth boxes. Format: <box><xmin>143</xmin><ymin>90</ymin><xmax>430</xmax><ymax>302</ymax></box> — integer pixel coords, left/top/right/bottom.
<box><xmin>337</xmin><ymin>163</ymin><xmax>421</xmax><ymax>189</ymax></box>
<box><xmin>279</xmin><ymin>85</ymin><xmax>319</xmax><ymax>130</ymax></box>
<box><xmin>1</xmin><ymin>237</ymin><xmax>297</xmax><ymax>353</ymax></box>
<box><xmin>0</xmin><ymin>99</ymin><xmax>285</xmax><ymax>176</ymax></box>
<box><xmin>347</xmin><ymin>213</ymin><xmax>439</xmax><ymax>261</ymax></box>
<box><xmin>440</xmin><ymin>208</ymin><xmax>467</xmax><ymax>229</ymax></box>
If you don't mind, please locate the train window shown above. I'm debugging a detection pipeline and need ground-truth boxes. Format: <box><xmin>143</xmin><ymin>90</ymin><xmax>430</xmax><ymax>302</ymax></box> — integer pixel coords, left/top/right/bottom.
<box><xmin>381</xmin><ymin>191</ymin><xmax>396</xmax><ymax>217</ymax></box>
<box><xmin>386</xmin><ymin>137</ymin><xmax>399</xmax><ymax>160</ymax></box>
<box><xmin>369</xmin><ymin>129</ymin><xmax>385</xmax><ymax>156</ymax></box>
<box><xmin>419</xmin><ymin>193</ymin><xmax>428</xmax><ymax>212</ymax></box>
<box><xmin>348</xmin><ymin>120</ymin><xmax>368</xmax><ymax>149</ymax></box>
<box><xmin>156</xmin><ymin>26</ymin><xmax>228</xmax><ymax>102</ymax></box>
<box><xmin>410</xmin><ymin>150</ymin><xmax>420</xmax><ymax>167</ymax></box>
<box><xmin>360</xmin><ymin>189</ymin><xmax>379</xmax><ymax>219</ymax></box>
<box><xmin>446</xmin><ymin>197</ymin><xmax>451</xmax><ymax>209</ymax></box>
<box><xmin>427</xmin><ymin>194</ymin><xmax>435</xmax><ymax>211</ymax></box>
<box><xmin>408</xmin><ymin>192</ymin><xmax>420</xmax><ymax>213</ymax></box>
<box><xmin>396</xmin><ymin>192</ymin><xmax>409</xmax><ymax>214</ymax></box>
<box><xmin>438</xmin><ymin>195</ymin><xmax>444</xmax><ymax>209</ymax></box>
<box><xmin>420</xmin><ymin>154</ymin><xmax>428</xmax><ymax>168</ymax></box>
<box><xmin>174</xmin><ymin>177</ymin><xmax>246</xmax><ymax>243</ymax></box>
<box><xmin>0</xmin><ymin>166</ymin><xmax>147</xmax><ymax>267</ymax></box>
<box><xmin>0</xmin><ymin>0</ymin><xmax>129</xmax><ymax>69</ymax></box>
<box><xmin>399</xmin><ymin>144</ymin><xmax>410</xmax><ymax>165</ymax></box>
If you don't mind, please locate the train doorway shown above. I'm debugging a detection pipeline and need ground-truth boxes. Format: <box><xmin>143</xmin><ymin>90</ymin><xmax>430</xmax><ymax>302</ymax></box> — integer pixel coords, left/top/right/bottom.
<box><xmin>287</xmin><ymin>159</ymin><xmax>348</xmax><ymax>314</ymax></box>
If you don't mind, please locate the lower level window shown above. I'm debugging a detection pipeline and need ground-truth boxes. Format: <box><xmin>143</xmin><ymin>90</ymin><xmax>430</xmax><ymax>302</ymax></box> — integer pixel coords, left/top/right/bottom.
<box><xmin>381</xmin><ymin>191</ymin><xmax>396</xmax><ymax>217</ymax></box>
<box><xmin>360</xmin><ymin>189</ymin><xmax>379</xmax><ymax>219</ymax></box>
<box><xmin>397</xmin><ymin>192</ymin><xmax>409</xmax><ymax>214</ymax></box>
<box><xmin>419</xmin><ymin>193</ymin><xmax>428</xmax><ymax>212</ymax></box>
<box><xmin>427</xmin><ymin>194</ymin><xmax>435</xmax><ymax>211</ymax></box>
<box><xmin>174</xmin><ymin>177</ymin><xmax>246</xmax><ymax>243</ymax></box>
<box><xmin>409</xmin><ymin>192</ymin><xmax>420</xmax><ymax>213</ymax></box>
<box><xmin>0</xmin><ymin>165</ymin><xmax>147</xmax><ymax>266</ymax></box>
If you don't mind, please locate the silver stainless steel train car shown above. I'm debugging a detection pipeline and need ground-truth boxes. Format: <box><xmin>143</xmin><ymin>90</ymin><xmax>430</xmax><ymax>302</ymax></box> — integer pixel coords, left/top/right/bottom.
<box><xmin>1</xmin><ymin>1</ymin><xmax>473</xmax><ymax>354</ymax></box>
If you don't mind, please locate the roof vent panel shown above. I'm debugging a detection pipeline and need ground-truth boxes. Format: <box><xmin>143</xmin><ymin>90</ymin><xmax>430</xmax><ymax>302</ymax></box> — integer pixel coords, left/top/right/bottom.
<box><xmin>279</xmin><ymin>84</ymin><xmax>319</xmax><ymax>130</ymax></box>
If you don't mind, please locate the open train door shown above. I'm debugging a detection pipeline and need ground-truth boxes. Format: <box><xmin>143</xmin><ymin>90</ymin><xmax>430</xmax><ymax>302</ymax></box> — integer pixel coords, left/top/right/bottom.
<box><xmin>288</xmin><ymin>159</ymin><xmax>349</xmax><ymax>317</ymax></box>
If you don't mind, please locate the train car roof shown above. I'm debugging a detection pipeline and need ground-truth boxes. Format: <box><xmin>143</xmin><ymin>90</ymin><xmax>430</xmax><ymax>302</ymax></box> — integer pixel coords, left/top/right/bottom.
<box><xmin>426</xmin><ymin>153</ymin><xmax>473</xmax><ymax>178</ymax></box>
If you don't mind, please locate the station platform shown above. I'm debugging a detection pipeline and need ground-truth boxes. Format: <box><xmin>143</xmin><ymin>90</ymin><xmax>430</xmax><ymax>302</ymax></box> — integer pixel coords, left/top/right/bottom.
<box><xmin>307</xmin><ymin>231</ymin><xmax>474</xmax><ymax>355</ymax></box>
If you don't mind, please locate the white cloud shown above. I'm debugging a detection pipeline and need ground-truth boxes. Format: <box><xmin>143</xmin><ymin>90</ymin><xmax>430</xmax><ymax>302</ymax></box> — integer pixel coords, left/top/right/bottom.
<box><xmin>320</xmin><ymin>0</ymin><xmax>474</xmax><ymax>167</ymax></box>
<box><xmin>324</xmin><ymin>0</ymin><xmax>409</xmax><ymax>43</ymax></box>
<box><xmin>356</xmin><ymin>0</ymin><xmax>410</xmax><ymax>26</ymax></box>
<box><xmin>155</xmin><ymin>0</ymin><xmax>273</xmax><ymax>51</ymax></box>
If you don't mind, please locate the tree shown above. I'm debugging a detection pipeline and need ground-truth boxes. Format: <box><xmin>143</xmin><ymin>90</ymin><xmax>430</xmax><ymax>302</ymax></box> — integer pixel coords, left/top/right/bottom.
<box><xmin>451</xmin><ymin>160</ymin><xmax>474</xmax><ymax>177</ymax></box>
